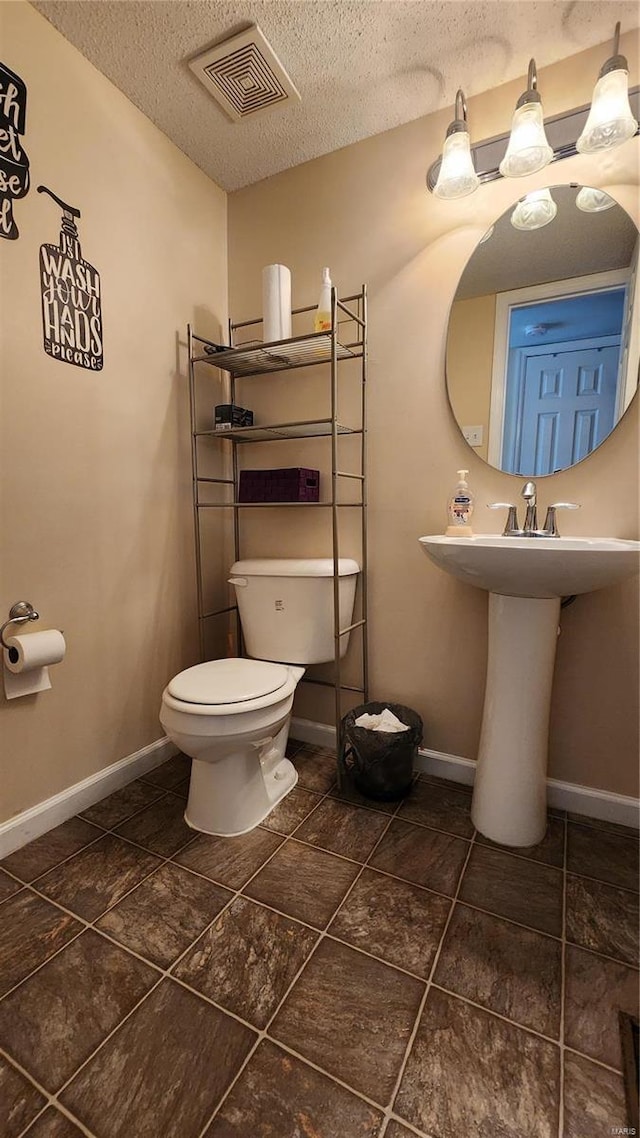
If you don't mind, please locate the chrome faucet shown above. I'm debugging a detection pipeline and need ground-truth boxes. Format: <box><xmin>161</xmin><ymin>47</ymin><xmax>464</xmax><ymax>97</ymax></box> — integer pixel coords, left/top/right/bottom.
<box><xmin>488</xmin><ymin>481</ymin><xmax>580</xmax><ymax>537</ymax></box>
<box><xmin>521</xmin><ymin>481</ymin><xmax>538</xmax><ymax>534</ymax></box>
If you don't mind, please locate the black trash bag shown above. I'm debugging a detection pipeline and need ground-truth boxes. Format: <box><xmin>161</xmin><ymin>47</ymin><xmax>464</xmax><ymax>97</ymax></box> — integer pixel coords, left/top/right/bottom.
<box><xmin>340</xmin><ymin>701</ymin><xmax>423</xmax><ymax>801</ymax></box>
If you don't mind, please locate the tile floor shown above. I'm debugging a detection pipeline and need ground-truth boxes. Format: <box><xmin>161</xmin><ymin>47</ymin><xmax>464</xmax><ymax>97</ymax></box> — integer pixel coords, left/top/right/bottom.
<box><xmin>0</xmin><ymin>741</ymin><xmax>638</xmax><ymax>1138</ymax></box>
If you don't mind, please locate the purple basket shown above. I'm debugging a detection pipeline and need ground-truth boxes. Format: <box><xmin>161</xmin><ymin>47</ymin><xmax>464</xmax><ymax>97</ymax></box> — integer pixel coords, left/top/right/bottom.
<box><xmin>238</xmin><ymin>468</ymin><xmax>320</xmax><ymax>503</ymax></box>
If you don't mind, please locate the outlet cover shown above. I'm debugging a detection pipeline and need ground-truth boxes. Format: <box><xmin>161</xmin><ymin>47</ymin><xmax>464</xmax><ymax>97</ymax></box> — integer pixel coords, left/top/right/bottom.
<box><xmin>463</xmin><ymin>425</ymin><xmax>483</xmax><ymax>447</ymax></box>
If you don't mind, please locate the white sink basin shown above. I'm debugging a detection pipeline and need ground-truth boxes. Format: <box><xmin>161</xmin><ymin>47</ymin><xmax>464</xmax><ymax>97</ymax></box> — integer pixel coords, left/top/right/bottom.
<box><xmin>419</xmin><ymin>534</ymin><xmax>640</xmax><ymax>599</ymax></box>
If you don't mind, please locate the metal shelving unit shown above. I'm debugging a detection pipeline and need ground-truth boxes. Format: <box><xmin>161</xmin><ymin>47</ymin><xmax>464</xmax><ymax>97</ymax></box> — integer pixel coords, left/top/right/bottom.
<box><xmin>186</xmin><ymin>286</ymin><xmax>368</xmax><ymax>766</ymax></box>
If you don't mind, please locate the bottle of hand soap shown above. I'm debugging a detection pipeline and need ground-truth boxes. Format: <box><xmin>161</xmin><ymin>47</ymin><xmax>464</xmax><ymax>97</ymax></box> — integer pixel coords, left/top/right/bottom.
<box><xmin>446</xmin><ymin>470</ymin><xmax>474</xmax><ymax>536</ymax></box>
<box><xmin>314</xmin><ymin>268</ymin><xmax>333</xmax><ymax>332</ymax></box>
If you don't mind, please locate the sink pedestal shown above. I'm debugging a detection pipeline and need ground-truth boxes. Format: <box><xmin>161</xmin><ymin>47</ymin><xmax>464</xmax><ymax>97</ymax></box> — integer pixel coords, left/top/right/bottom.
<box><xmin>419</xmin><ymin>533</ymin><xmax>639</xmax><ymax>846</ymax></box>
<box><xmin>472</xmin><ymin>593</ymin><xmax>561</xmax><ymax>847</ymax></box>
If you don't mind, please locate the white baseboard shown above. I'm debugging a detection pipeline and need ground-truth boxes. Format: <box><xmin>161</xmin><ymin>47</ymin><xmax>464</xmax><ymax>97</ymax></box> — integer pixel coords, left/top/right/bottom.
<box><xmin>290</xmin><ymin>717</ymin><xmax>639</xmax><ymax>831</ymax></box>
<box><xmin>0</xmin><ymin>737</ymin><xmax>178</xmax><ymax>859</ymax></box>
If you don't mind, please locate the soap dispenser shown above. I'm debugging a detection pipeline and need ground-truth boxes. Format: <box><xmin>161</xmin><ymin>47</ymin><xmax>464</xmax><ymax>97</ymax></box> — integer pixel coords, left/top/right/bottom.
<box><xmin>446</xmin><ymin>469</ymin><xmax>474</xmax><ymax>536</ymax></box>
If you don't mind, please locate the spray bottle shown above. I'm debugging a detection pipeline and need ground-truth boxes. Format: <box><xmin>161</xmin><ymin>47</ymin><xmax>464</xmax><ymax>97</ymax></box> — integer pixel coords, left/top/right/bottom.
<box><xmin>313</xmin><ymin>267</ymin><xmax>333</xmax><ymax>333</ymax></box>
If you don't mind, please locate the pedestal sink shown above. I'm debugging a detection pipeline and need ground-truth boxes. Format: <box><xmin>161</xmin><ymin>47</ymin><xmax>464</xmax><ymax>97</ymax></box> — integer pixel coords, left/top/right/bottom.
<box><xmin>419</xmin><ymin>535</ymin><xmax>640</xmax><ymax>846</ymax></box>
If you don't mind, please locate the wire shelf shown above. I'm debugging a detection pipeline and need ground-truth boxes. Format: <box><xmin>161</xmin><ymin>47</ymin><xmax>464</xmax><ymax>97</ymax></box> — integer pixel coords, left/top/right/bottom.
<box><xmin>196</xmin><ymin>333</ymin><xmax>357</xmax><ymax>376</ymax></box>
<box><xmin>196</xmin><ymin>419</ymin><xmax>360</xmax><ymax>443</ymax></box>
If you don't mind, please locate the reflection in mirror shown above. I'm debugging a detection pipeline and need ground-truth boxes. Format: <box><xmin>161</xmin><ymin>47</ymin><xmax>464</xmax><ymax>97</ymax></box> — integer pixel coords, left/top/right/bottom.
<box><xmin>446</xmin><ymin>185</ymin><xmax>639</xmax><ymax>476</ymax></box>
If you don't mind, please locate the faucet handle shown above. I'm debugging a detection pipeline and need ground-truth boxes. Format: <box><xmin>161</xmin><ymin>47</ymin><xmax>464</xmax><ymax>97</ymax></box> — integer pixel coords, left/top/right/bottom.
<box><xmin>542</xmin><ymin>502</ymin><xmax>581</xmax><ymax>537</ymax></box>
<box><xmin>487</xmin><ymin>502</ymin><xmax>520</xmax><ymax>536</ymax></box>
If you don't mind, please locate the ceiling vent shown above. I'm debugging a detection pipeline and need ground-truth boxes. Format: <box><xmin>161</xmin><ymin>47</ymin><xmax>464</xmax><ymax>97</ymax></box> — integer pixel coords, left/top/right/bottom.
<box><xmin>188</xmin><ymin>25</ymin><xmax>301</xmax><ymax>122</ymax></box>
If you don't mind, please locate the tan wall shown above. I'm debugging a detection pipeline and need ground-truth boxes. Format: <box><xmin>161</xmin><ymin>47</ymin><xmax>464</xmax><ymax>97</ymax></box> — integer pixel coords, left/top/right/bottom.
<box><xmin>1</xmin><ymin>2</ymin><xmax>228</xmax><ymax>822</ymax></box>
<box><xmin>447</xmin><ymin>295</ymin><xmax>496</xmax><ymax>462</ymax></box>
<box><xmin>229</xmin><ymin>34</ymin><xmax>640</xmax><ymax>797</ymax></box>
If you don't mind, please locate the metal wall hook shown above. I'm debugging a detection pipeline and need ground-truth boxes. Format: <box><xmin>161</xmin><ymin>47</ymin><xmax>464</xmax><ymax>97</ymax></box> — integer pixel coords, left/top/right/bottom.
<box><xmin>0</xmin><ymin>601</ymin><xmax>40</xmax><ymax>650</ymax></box>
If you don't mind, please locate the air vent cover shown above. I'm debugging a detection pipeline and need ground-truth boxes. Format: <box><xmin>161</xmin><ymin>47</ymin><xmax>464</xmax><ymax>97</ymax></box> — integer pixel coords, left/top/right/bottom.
<box><xmin>189</xmin><ymin>25</ymin><xmax>301</xmax><ymax>122</ymax></box>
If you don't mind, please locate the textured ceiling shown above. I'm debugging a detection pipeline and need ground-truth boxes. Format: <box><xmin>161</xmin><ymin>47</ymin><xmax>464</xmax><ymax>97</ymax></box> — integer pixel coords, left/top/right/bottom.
<box><xmin>456</xmin><ymin>185</ymin><xmax>638</xmax><ymax>299</ymax></box>
<box><xmin>33</xmin><ymin>0</ymin><xmax>640</xmax><ymax>192</ymax></box>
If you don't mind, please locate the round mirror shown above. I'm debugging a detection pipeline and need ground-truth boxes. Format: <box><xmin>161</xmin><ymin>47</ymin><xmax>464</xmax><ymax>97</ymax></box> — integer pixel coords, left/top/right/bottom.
<box><xmin>446</xmin><ymin>185</ymin><xmax>639</xmax><ymax>476</ymax></box>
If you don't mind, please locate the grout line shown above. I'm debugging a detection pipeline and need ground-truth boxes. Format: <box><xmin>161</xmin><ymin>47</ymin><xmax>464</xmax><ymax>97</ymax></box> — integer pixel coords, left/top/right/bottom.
<box><xmin>561</xmin><ymin>939</ymin><xmax>640</xmax><ymax>972</ymax></box>
<box><xmin>382</xmin><ymin>1115</ymin><xmax>428</xmax><ymax>1138</ymax></box>
<box><xmin>378</xmin><ymin>828</ymin><xmax>477</xmax><ymax>1135</ymax></box>
<box><xmin>562</xmin><ymin>1044</ymin><xmax>627</xmax><ymax>1077</ymax></box>
<box><xmin>565</xmin><ymin>816</ymin><xmax>639</xmax><ymax>841</ymax></box>
<box><xmin>558</xmin><ymin>811</ymin><xmax>568</xmax><ymax>1138</ymax></box>
<box><xmin>48</xmin><ymin>975</ymin><xmax>166</xmax><ymax>1106</ymax></box>
<box><xmin>564</xmin><ymin>867</ymin><xmax>640</xmax><ymax>897</ymax></box>
<box><xmin>473</xmin><ymin>838</ymin><xmax>565</xmax><ymax>872</ymax></box>
<box><xmin>7</xmin><ymin>825</ymin><xmax>108</xmax><ymax>889</ymax></box>
<box><xmin>429</xmin><ymin>982</ymin><xmax>561</xmax><ymax>1047</ymax></box>
<box><xmin>3</xmin><ymin>1045</ymin><xmax>99</xmax><ymax>1138</ymax></box>
<box><xmin>0</xmin><ymin>893</ymin><xmax>89</xmax><ymax>1003</ymax></box>
<box><xmin>92</xmin><ymin>787</ymin><xmax>176</xmax><ymax>827</ymax></box>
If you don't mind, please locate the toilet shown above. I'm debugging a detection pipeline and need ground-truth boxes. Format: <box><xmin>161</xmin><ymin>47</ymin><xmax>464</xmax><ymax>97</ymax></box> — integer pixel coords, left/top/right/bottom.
<box><xmin>160</xmin><ymin>558</ymin><xmax>360</xmax><ymax>837</ymax></box>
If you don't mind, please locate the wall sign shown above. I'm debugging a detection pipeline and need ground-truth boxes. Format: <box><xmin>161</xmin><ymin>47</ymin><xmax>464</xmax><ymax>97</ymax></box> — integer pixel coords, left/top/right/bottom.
<box><xmin>38</xmin><ymin>185</ymin><xmax>103</xmax><ymax>370</ymax></box>
<box><xmin>0</xmin><ymin>62</ymin><xmax>30</xmax><ymax>240</ymax></box>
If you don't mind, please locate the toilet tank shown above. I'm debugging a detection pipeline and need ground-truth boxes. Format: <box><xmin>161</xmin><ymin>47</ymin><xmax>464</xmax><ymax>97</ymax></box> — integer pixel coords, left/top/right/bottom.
<box><xmin>229</xmin><ymin>558</ymin><xmax>360</xmax><ymax>665</ymax></box>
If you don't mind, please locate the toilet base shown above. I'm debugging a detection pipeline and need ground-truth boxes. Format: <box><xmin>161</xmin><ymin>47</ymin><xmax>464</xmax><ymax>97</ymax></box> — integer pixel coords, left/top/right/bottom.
<box><xmin>184</xmin><ymin>721</ymin><xmax>298</xmax><ymax>837</ymax></box>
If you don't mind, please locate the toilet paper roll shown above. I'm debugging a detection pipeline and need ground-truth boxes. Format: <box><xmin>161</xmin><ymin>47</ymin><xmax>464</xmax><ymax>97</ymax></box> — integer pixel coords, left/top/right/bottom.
<box><xmin>3</xmin><ymin>629</ymin><xmax>66</xmax><ymax>673</ymax></box>
<box><xmin>262</xmin><ymin>264</ymin><xmax>292</xmax><ymax>342</ymax></box>
<box><xmin>3</xmin><ymin>630</ymin><xmax>65</xmax><ymax>699</ymax></box>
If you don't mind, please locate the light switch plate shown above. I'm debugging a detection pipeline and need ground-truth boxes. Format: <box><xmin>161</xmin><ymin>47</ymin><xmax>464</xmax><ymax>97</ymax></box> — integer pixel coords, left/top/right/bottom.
<box><xmin>463</xmin><ymin>425</ymin><xmax>483</xmax><ymax>447</ymax></box>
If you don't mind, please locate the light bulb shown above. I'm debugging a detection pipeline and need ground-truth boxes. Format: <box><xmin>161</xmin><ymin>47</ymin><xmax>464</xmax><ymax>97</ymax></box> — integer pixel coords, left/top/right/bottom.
<box><xmin>577</xmin><ymin>68</ymin><xmax>638</xmax><ymax>153</ymax></box>
<box><xmin>433</xmin><ymin>129</ymin><xmax>479</xmax><ymax>199</ymax></box>
<box><xmin>511</xmin><ymin>189</ymin><xmax>557</xmax><ymax>231</ymax></box>
<box><xmin>575</xmin><ymin>187</ymin><xmax>616</xmax><ymax>213</ymax></box>
<box><xmin>500</xmin><ymin>100</ymin><xmax>554</xmax><ymax>178</ymax></box>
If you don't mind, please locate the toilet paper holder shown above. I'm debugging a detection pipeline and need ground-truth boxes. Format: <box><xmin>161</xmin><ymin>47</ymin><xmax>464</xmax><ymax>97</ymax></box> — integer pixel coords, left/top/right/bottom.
<box><xmin>1</xmin><ymin>601</ymin><xmax>40</xmax><ymax>650</ymax></box>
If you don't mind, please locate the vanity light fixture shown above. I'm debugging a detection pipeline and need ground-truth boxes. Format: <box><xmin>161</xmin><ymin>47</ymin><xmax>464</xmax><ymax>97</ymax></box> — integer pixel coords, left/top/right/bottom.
<box><xmin>575</xmin><ymin>186</ymin><xmax>616</xmax><ymax>212</ymax></box>
<box><xmin>432</xmin><ymin>89</ymin><xmax>480</xmax><ymax>199</ymax></box>
<box><xmin>510</xmin><ymin>188</ymin><xmax>557</xmax><ymax>231</ymax></box>
<box><xmin>577</xmin><ymin>23</ymin><xmax>638</xmax><ymax>153</ymax></box>
<box><xmin>499</xmin><ymin>60</ymin><xmax>553</xmax><ymax>178</ymax></box>
<box><xmin>425</xmin><ymin>24</ymin><xmax>638</xmax><ymax>198</ymax></box>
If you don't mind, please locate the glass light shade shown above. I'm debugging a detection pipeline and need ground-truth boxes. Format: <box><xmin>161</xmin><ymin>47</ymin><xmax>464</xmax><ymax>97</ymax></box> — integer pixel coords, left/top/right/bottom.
<box><xmin>576</xmin><ymin>69</ymin><xmax>638</xmax><ymax>153</ymax></box>
<box><xmin>433</xmin><ymin>130</ymin><xmax>479</xmax><ymax>199</ymax></box>
<box><xmin>499</xmin><ymin>101</ymin><xmax>553</xmax><ymax>177</ymax></box>
<box><xmin>575</xmin><ymin>186</ymin><xmax>616</xmax><ymax>213</ymax></box>
<box><xmin>511</xmin><ymin>189</ymin><xmax>557</xmax><ymax>231</ymax></box>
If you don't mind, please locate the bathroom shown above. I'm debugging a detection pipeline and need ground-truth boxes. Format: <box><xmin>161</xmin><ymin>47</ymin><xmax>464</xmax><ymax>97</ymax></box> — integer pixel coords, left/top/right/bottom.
<box><xmin>1</xmin><ymin>1</ymin><xmax>639</xmax><ymax>1135</ymax></box>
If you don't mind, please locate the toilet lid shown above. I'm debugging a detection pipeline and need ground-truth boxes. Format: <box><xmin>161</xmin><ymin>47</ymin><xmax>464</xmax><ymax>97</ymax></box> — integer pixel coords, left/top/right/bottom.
<box><xmin>167</xmin><ymin>658</ymin><xmax>289</xmax><ymax>706</ymax></box>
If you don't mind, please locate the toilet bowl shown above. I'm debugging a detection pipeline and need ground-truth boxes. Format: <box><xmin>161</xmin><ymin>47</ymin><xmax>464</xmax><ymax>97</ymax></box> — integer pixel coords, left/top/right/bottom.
<box><xmin>160</xmin><ymin>658</ymin><xmax>304</xmax><ymax>836</ymax></box>
<box><xmin>160</xmin><ymin>557</ymin><xmax>359</xmax><ymax>837</ymax></box>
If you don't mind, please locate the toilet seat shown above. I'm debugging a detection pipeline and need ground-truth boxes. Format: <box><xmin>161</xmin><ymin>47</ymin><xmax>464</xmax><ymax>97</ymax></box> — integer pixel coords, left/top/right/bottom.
<box><xmin>168</xmin><ymin>658</ymin><xmax>288</xmax><ymax>705</ymax></box>
<box><xmin>162</xmin><ymin>657</ymin><xmax>300</xmax><ymax>717</ymax></box>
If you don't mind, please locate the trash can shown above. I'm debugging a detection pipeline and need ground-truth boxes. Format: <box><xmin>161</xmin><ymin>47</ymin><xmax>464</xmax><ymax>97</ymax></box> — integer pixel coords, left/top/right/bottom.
<box><xmin>340</xmin><ymin>701</ymin><xmax>423</xmax><ymax>801</ymax></box>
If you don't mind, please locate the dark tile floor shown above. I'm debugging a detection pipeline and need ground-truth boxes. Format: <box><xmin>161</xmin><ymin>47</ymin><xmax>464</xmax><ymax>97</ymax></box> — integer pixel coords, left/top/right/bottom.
<box><xmin>0</xmin><ymin>741</ymin><xmax>638</xmax><ymax>1138</ymax></box>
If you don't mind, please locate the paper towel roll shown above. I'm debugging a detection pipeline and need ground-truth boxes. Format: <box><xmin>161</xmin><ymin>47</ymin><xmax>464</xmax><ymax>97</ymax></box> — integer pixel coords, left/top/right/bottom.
<box><xmin>3</xmin><ymin>630</ymin><xmax>66</xmax><ymax>699</ymax></box>
<box><xmin>262</xmin><ymin>264</ymin><xmax>291</xmax><ymax>342</ymax></box>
